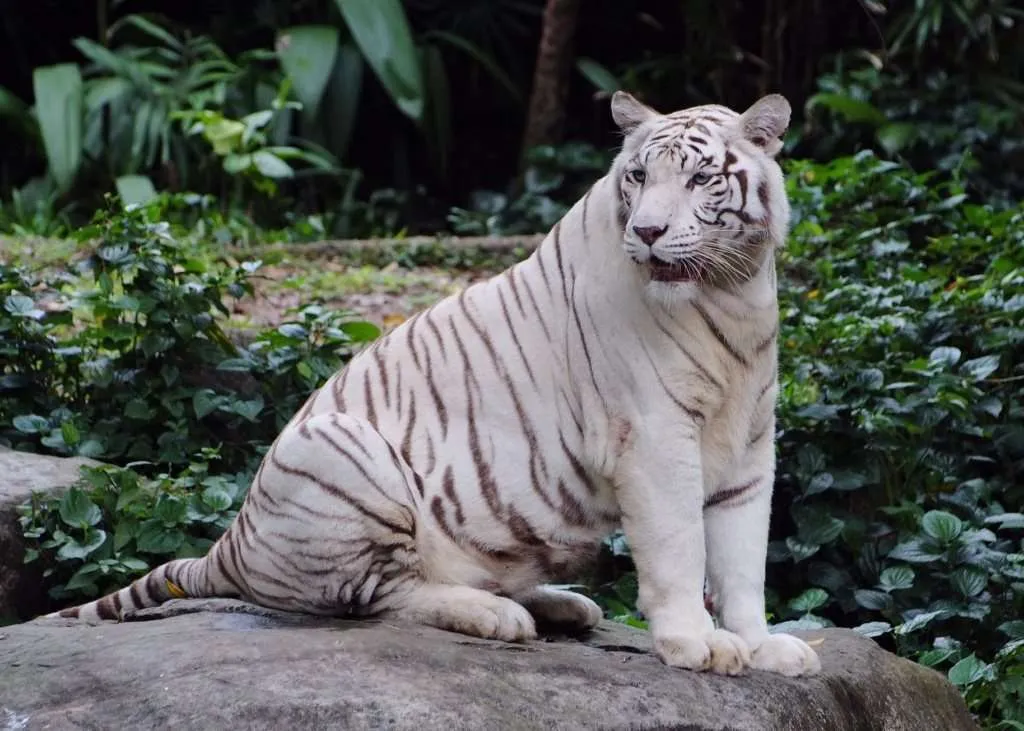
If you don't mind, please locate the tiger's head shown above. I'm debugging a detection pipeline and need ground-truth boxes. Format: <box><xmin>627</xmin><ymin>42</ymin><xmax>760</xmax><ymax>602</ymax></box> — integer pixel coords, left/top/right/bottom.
<box><xmin>609</xmin><ymin>92</ymin><xmax>791</xmax><ymax>293</ymax></box>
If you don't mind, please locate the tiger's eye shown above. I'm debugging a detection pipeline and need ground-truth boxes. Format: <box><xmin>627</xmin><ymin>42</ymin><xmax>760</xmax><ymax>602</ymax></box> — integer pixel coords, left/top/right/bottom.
<box><xmin>692</xmin><ymin>171</ymin><xmax>712</xmax><ymax>185</ymax></box>
<box><xmin>628</xmin><ymin>169</ymin><xmax>646</xmax><ymax>184</ymax></box>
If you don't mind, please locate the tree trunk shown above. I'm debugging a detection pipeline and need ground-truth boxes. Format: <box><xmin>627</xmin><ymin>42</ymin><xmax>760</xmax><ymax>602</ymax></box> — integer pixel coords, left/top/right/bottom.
<box><xmin>519</xmin><ymin>0</ymin><xmax>583</xmax><ymax>169</ymax></box>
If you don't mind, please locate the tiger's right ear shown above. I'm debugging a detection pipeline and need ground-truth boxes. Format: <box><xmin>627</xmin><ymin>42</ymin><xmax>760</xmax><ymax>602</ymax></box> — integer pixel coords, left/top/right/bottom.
<box><xmin>611</xmin><ymin>91</ymin><xmax>658</xmax><ymax>133</ymax></box>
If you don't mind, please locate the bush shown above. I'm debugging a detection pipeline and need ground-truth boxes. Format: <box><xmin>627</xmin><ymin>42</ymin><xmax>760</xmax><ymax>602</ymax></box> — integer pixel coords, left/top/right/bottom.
<box><xmin>1</xmin><ymin>195</ymin><xmax>379</xmax><ymax>473</ymax></box>
<box><xmin>18</xmin><ymin>455</ymin><xmax>248</xmax><ymax>602</ymax></box>
<box><xmin>768</xmin><ymin>151</ymin><xmax>1024</xmax><ymax>725</ymax></box>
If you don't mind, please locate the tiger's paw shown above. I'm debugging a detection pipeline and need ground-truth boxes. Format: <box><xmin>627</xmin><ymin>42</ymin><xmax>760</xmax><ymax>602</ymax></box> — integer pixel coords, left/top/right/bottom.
<box><xmin>749</xmin><ymin>633</ymin><xmax>821</xmax><ymax>677</ymax></box>
<box><xmin>654</xmin><ymin>628</ymin><xmax>751</xmax><ymax>676</ymax></box>
<box><xmin>393</xmin><ymin>584</ymin><xmax>537</xmax><ymax>643</ymax></box>
<box><xmin>516</xmin><ymin>586</ymin><xmax>603</xmax><ymax>634</ymax></box>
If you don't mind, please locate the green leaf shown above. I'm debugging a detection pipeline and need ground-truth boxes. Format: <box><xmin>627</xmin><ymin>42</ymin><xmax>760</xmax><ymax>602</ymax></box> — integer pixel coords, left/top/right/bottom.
<box><xmin>947</xmin><ymin>654</ymin><xmax>990</xmax><ymax>686</ymax></box>
<box><xmin>202</xmin><ymin>486</ymin><xmax>233</xmax><ymax>512</ymax></box>
<box><xmin>113</xmin><ymin>521</ymin><xmax>136</xmax><ymax>551</ymax></box>
<box><xmin>56</xmin><ymin>529</ymin><xmax>106</xmax><ymax>560</ymax></box>
<box><xmin>228</xmin><ymin>397</ymin><xmax>264</xmax><ymax>422</ymax></box>
<box><xmin>58</xmin><ymin>488</ymin><xmax>103</xmax><ymax>527</ymax></box>
<box><xmin>321</xmin><ymin>41</ymin><xmax>365</xmax><ymax>161</ymax></box>
<box><xmin>921</xmin><ymin>510</ymin><xmax>963</xmax><ymax>543</ymax></box>
<box><xmin>854</xmin><ymin>589</ymin><xmax>893</xmax><ymax>611</ymax></box>
<box><xmin>575</xmin><ymin>57</ymin><xmax>621</xmax><ymax>94</ymax></box>
<box><xmin>878</xmin><ymin>566</ymin><xmax>915</xmax><ymax>591</ymax></box>
<box><xmin>136</xmin><ymin>519</ymin><xmax>184</xmax><ymax>554</ymax></box>
<box><xmin>785</xmin><ymin>536</ymin><xmax>820</xmax><ymax>562</ymax></box>
<box><xmin>192</xmin><ymin>389</ymin><xmax>220</xmax><ymax>419</ymax></box>
<box><xmin>335</xmin><ymin>0</ymin><xmax>424</xmax><ymax>122</ymax></box>
<box><xmin>125</xmin><ymin>398</ymin><xmax>154</xmax><ymax>421</ymax></box>
<box><xmin>875</xmin><ymin>123</ymin><xmax>916</xmax><ymax>154</ymax></box>
<box><xmin>340</xmin><ymin>320</ymin><xmax>381</xmax><ymax>342</ymax></box>
<box><xmin>928</xmin><ymin>346</ymin><xmax>962</xmax><ymax>369</ymax></box>
<box><xmin>805</xmin><ymin>92</ymin><xmax>887</xmax><ymax>126</ymax></box>
<box><xmin>788</xmin><ymin>587</ymin><xmax>828</xmax><ymax>613</ymax></box>
<box><xmin>4</xmin><ymin>294</ymin><xmax>44</xmax><ymax>319</ymax></box>
<box><xmin>13</xmin><ymin>414</ymin><xmax>50</xmax><ymax>434</ymax></box>
<box><xmin>277</xmin><ymin>25</ymin><xmax>340</xmax><ymax>120</ymax></box>
<box><xmin>120</xmin><ymin>557</ymin><xmax>150</xmax><ymax>572</ymax></box>
<box><xmin>153</xmin><ymin>496</ymin><xmax>188</xmax><ymax>525</ymax></box>
<box><xmin>217</xmin><ymin>357</ymin><xmax>254</xmax><ymax>372</ymax></box>
<box><xmin>76</xmin><ymin>439</ymin><xmax>105</xmax><ymax>458</ymax></box>
<box><xmin>32</xmin><ymin>64</ymin><xmax>83</xmax><ymax>192</ymax></box>
<box><xmin>895</xmin><ymin>609</ymin><xmax>949</xmax><ymax>636</ymax></box>
<box><xmin>959</xmin><ymin>355</ymin><xmax>1000</xmax><ymax>381</ymax></box>
<box><xmin>805</xmin><ymin>472</ymin><xmax>834</xmax><ymax>495</ymax></box>
<box><xmin>60</xmin><ymin>421</ymin><xmax>81</xmax><ymax>447</ymax></box>
<box><xmin>852</xmin><ymin>621</ymin><xmax>892</xmax><ymax>638</ymax></box>
<box><xmin>888</xmin><ymin>539</ymin><xmax>944</xmax><ymax>564</ymax></box>
<box><xmin>64</xmin><ymin>563</ymin><xmax>101</xmax><ymax>591</ymax></box>
<box><xmin>949</xmin><ymin>567</ymin><xmax>987</xmax><ymax>598</ymax></box>
<box><xmin>793</xmin><ymin>506</ymin><xmax>844</xmax><ymax>545</ymax></box>
<box><xmin>115</xmin><ymin>175</ymin><xmax>158</xmax><ymax>206</ymax></box>
<box><xmin>252</xmin><ymin>150</ymin><xmax>294</xmax><ymax>178</ymax></box>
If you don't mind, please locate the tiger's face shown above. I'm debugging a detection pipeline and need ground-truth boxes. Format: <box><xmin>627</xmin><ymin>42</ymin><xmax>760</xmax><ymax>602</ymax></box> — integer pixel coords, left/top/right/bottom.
<box><xmin>609</xmin><ymin>92</ymin><xmax>791</xmax><ymax>293</ymax></box>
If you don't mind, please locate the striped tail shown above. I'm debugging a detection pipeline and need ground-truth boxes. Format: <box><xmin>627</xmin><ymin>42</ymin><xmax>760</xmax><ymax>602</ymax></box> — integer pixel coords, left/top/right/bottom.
<box><xmin>45</xmin><ymin>554</ymin><xmax>223</xmax><ymax>622</ymax></box>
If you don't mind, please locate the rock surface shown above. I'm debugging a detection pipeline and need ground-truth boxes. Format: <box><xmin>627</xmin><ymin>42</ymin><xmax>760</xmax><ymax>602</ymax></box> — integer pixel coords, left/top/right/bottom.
<box><xmin>0</xmin><ymin>446</ymin><xmax>100</xmax><ymax>621</ymax></box>
<box><xmin>2</xmin><ymin>598</ymin><xmax>978</xmax><ymax>730</ymax></box>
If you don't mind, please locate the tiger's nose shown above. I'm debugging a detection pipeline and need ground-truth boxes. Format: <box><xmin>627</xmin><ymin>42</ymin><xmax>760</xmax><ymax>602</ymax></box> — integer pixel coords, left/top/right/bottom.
<box><xmin>632</xmin><ymin>225</ymin><xmax>668</xmax><ymax>246</ymax></box>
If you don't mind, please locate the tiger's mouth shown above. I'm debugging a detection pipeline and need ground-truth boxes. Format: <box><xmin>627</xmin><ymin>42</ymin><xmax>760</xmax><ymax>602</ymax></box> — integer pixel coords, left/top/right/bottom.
<box><xmin>647</xmin><ymin>256</ymin><xmax>702</xmax><ymax>283</ymax></box>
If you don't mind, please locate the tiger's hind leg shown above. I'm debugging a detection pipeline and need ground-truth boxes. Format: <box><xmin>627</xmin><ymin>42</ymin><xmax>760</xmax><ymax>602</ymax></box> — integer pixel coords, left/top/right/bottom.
<box><xmin>513</xmin><ymin>586</ymin><xmax>603</xmax><ymax>634</ymax></box>
<box><xmin>260</xmin><ymin>412</ymin><xmax>537</xmax><ymax>642</ymax></box>
<box><xmin>241</xmin><ymin>411</ymin><xmax>424</xmax><ymax>616</ymax></box>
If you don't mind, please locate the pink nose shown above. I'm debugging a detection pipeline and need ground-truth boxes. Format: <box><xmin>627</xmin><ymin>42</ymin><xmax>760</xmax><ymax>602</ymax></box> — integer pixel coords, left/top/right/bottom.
<box><xmin>632</xmin><ymin>225</ymin><xmax>667</xmax><ymax>246</ymax></box>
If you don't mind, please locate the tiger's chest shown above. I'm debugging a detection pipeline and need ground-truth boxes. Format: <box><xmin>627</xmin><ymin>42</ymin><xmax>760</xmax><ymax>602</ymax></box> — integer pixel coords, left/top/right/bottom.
<box><xmin>627</xmin><ymin>303</ymin><xmax>778</xmax><ymax>492</ymax></box>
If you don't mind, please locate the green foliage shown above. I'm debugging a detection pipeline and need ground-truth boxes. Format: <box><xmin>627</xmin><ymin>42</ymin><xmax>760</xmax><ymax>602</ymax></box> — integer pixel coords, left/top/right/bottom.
<box><xmin>174</xmin><ymin>81</ymin><xmax>341</xmax><ymax>199</ymax></box>
<box><xmin>767</xmin><ymin>151</ymin><xmax>1024</xmax><ymax>724</ymax></box>
<box><xmin>449</xmin><ymin>142</ymin><xmax>614</xmax><ymax>236</ymax></box>
<box><xmin>1</xmin><ymin>195</ymin><xmax>379</xmax><ymax>473</ymax></box>
<box><xmin>17</xmin><ymin>454</ymin><xmax>248</xmax><ymax>601</ymax></box>
<box><xmin>32</xmin><ymin>64</ymin><xmax>83</xmax><ymax>193</ymax></box>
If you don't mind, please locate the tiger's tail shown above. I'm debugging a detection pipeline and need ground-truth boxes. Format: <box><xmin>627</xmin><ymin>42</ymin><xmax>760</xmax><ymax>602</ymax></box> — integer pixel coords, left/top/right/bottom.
<box><xmin>44</xmin><ymin>551</ymin><xmax>229</xmax><ymax>622</ymax></box>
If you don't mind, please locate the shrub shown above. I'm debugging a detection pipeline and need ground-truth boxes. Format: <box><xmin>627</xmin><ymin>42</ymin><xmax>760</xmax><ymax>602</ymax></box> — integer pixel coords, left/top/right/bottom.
<box><xmin>1</xmin><ymin>196</ymin><xmax>379</xmax><ymax>474</ymax></box>
<box><xmin>767</xmin><ymin>151</ymin><xmax>1024</xmax><ymax>725</ymax></box>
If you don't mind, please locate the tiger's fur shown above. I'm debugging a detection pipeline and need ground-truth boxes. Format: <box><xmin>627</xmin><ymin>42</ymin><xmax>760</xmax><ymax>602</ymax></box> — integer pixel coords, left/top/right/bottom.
<box><xmin>49</xmin><ymin>92</ymin><xmax>821</xmax><ymax>677</ymax></box>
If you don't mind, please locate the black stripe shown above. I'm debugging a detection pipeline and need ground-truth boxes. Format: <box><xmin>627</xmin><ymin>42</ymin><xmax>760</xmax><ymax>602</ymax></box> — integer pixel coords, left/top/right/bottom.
<box><xmin>694</xmin><ymin>302</ymin><xmax>749</xmax><ymax>367</ymax></box>
<box><xmin>704</xmin><ymin>478</ymin><xmax>763</xmax><ymax>509</ymax></box>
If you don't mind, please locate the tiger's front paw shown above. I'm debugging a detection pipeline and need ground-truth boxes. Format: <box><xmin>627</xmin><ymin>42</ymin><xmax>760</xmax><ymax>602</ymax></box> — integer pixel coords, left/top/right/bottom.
<box><xmin>654</xmin><ymin>628</ymin><xmax>751</xmax><ymax>675</ymax></box>
<box><xmin>749</xmin><ymin>633</ymin><xmax>821</xmax><ymax>677</ymax></box>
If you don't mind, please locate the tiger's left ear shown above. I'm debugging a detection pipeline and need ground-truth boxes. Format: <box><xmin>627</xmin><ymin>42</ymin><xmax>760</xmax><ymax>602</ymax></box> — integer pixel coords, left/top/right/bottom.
<box><xmin>738</xmin><ymin>94</ymin><xmax>791</xmax><ymax>157</ymax></box>
<box><xmin>611</xmin><ymin>91</ymin><xmax>658</xmax><ymax>134</ymax></box>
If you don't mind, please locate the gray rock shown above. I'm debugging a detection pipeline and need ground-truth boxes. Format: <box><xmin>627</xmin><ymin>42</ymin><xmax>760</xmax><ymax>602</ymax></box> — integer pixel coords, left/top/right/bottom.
<box><xmin>0</xmin><ymin>446</ymin><xmax>101</xmax><ymax>621</ymax></box>
<box><xmin>2</xmin><ymin>598</ymin><xmax>978</xmax><ymax>730</ymax></box>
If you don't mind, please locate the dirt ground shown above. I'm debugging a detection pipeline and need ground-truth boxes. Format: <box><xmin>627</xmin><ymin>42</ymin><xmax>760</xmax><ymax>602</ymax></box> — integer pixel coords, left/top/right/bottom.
<box><xmin>228</xmin><ymin>258</ymin><xmax>501</xmax><ymax>332</ymax></box>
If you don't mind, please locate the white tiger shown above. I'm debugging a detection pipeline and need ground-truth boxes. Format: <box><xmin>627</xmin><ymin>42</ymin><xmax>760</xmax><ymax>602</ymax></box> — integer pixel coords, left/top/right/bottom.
<box><xmin>51</xmin><ymin>91</ymin><xmax>821</xmax><ymax>677</ymax></box>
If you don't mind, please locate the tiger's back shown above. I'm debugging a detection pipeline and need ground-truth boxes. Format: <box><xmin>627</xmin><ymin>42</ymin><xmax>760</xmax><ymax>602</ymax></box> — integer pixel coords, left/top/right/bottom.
<box><xmin>50</xmin><ymin>91</ymin><xmax>821</xmax><ymax>679</ymax></box>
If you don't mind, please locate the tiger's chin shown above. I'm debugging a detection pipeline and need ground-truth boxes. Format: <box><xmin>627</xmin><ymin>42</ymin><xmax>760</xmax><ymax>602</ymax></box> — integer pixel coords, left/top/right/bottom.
<box><xmin>642</xmin><ymin>282</ymin><xmax>700</xmax><ymax>312</ymax></box>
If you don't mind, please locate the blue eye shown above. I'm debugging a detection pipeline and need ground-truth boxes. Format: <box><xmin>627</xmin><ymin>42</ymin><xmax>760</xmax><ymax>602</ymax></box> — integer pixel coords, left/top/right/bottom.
<box><xmin>692</xmin><ymin>171</ymin><xmax>712</xmax><ymax>185</ymax></box>
<box><xmin>628</xmin><ymin>169</ymin><xmax>646</xmax><ymax>184</ymax></box>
